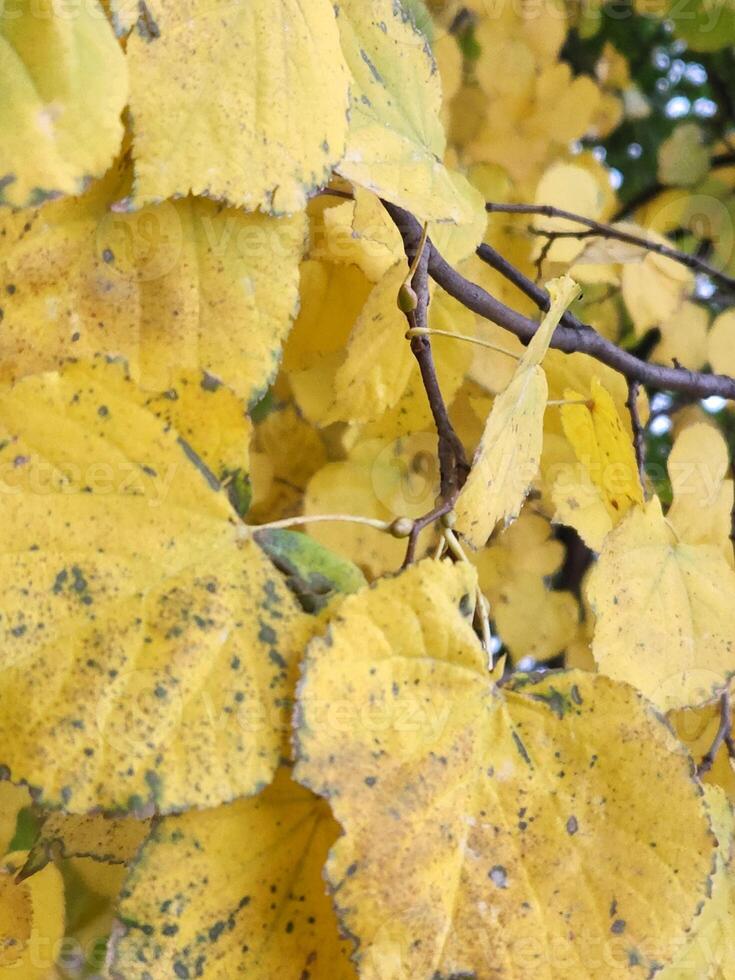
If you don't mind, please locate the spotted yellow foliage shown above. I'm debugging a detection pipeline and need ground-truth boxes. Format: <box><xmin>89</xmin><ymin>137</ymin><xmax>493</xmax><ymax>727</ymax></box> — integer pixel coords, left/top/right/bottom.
<box><xmin>0</xmin><ymin>0</ymin><xmax>127</xmax><ymax>208</ymax></box>
<box><xmin>295</xmin><ymin>560</ymin><xmax>716</xmax><ymax>979</ymax></box>
<box><xmin>660</xmin><ymin>787</ymin><xmax>735</xmax><ymax>979</ymax></box>
<box><xmin>587</xmin><ymin>497</ymin><xmax>735</xmax><ymax>711</ymax></box>
<box><xmin>0</xmin><ymin>851</ymin><xmax>64</xmax><ymax>979</ymax></box>
<box><xmin>455</xmin><ymin>276</ymin><xmax>581</xmax><ymax>548</ymax></box>
<box><xmin>124</xmin><ymin>0</ymin><xmax>350</xmax><ymax>213</ymax></box>
<box><xmin>0</xmin><ymin>158</ymin><xmax>306</xmax><ymax>402</ymax></box>
<box><xmin>21</xmin><ymin>811</ymin><xmax>151</xmax><ymax>880</ymax></box>
<box><xmin>335</xmin><ymin>0</ymin><xmax>484</xmax><ymax>226</ymax></box>
<box><xmin>0</xmin><ymin>360</ymin><xmax>314</xmax><ymax>813</ymax></box>
<box><xmin>109</xmin><ymin>769</ymin><xmax>356</xmax><ymax>980</ymax></box>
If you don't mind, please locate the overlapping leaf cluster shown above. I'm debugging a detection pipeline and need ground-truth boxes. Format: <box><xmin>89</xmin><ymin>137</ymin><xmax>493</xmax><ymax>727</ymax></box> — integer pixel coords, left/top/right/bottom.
<box><xmin>0</xmin><ymin>0</ymin><xmax>734</xmax><ymax>977</ymax></box>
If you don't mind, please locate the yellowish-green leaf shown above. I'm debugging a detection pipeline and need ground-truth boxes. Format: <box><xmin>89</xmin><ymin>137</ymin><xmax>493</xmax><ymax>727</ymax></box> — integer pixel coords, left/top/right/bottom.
<box><xmin>0</xmin><ymin>851</ymin><xmax>64</xmax><ymax>979</ymax></box>
<box><xmin>0</xmin><ymin>360</ymin><xmax>313</xmax><ymax>813</ymax></box>
<box><xmin>587</xmin><ymin>497</ymin><xmax>735</xmax><ymax>711</ymax></box>
<box><xmin>0</xmin><ymin>159</ymin><xmax>306</xmax><ymax>403</ymax></box>
<box><xmin>335</xmin><ymin>0</ymin><xmax>484</xmax><ymax>226</ymax></box>
<box><xmin>124</xmin><ymin>0</ymin><xmax>350</xmax><ymax>212</ymax></box>
<box><xmin>295</xmin><ymin>559</ymin><xmax>716</xmax><ymax>979</ymax></box>
<box><xmin>455</xmin><ymin>276</ymin><xmax>581</xmax><ymax>548</ymax></box>
<box><xmin>109</xmin><ymin>769</ymin><xmax>356</xmax><ymax>980</ymax></box>
<box><xmin>657</xmin><ymin>123</ymin><xmax>711</xmax><ymax>187</ymax></box>
<box><xmin>0</xmin><ymin>1</ymin><xmax>127</xmax><ymax>208</ymax></box>
<box><xmin>0</xmin><ymin>784</ymin><xmax>31</xmax><ymax>859</ymax></box>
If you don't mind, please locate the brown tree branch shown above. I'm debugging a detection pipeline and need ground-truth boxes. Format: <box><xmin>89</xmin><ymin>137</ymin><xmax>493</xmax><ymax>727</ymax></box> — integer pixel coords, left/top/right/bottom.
<box><xmin>486</xmin><ymin>201</ymin><xmax>735</xmax><ymax>294</ymax></box>
<box><xmin>382</xmin><ymin>200</ymin><xmax>469</xmax><ymax>565</ymax></box>
<box><xmin>697</xmin><ymin>689</ymin><xmax>733</xmax><ymax>778</ymax></box>
<box><xmin>382</xmin><ymin>205</ymin><xmax>735</xmax><ymax>400</ymax></box>
<box><xmin>626</xmin><ymin>380</ymin><xmax>647</xmax><ymax>489</ymax></box>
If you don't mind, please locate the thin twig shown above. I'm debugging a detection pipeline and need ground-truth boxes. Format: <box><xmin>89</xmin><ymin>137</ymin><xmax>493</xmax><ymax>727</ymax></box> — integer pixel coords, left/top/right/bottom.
<box><xmin>402</xmin><ymin>497</ymin><xmax>456</xmax><ymax>568</ymax></box>
<box><xmin>383</xmin><ymin>200</ymin><xmax>469</xmax><ymax>506</ymax></box>
<box><xmin>406</xmin><ymin>326</ymin><xmax>520</xmax><ymax>359</ymax></box>
<box><xmin>534</xmin><ymin>235</ymin><xmax>555</xmax><ymax>283</ymax></box>
<box><xmin>626</xmin><ymin>379</ymin><xmax>647</xmax><ymax>490</ymax></box>
<box><xmin>376</xmin><ymin>205</ymin><xmax>735</xmax><ymax>400</ymax></box>
<box><xmin>476</xmin><ymin>242</ymin><xmax>586</xmax><ymax>330</ymax></box>
<box><xmin>697</xmin><ymin>690</ymin><xmax>733</xmax><ymax>777</ymax></box>
<box><xmin>486</xmin><ymin>200</ymin><xmax>735</xmax><ymax>294</ymax></box>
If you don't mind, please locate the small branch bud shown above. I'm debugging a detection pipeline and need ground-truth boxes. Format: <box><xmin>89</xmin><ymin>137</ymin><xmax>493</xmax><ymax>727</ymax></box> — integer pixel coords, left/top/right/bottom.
<box><xmin>389</xmin><ymin>517</ymin><xmax>416</xmax><ymax>538</ymax></box>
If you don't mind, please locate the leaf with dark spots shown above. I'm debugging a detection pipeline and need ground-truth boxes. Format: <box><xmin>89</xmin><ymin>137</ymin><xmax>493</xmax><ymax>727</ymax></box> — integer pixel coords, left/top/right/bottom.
<box><xmin>294</xmin><ymin>561</ymin><xmax>716</xmax><ymax>978</ymax></box>
<box><xmin>109</xmin><ymin>770</ymin><xmax>356</xmax><ymax>979</ymax></box>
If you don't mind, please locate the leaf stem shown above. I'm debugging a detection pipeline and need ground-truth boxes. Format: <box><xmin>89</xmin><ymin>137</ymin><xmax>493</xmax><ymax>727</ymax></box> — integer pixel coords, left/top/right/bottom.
<box><xmin>486</xmin><ymin>200</ymin><xmax>735</xmax><ymax>295</ymax></box>
<box><xmin>243</xmin><ymin>514</ymin><xmax>394</xmax><ymax>535</ymax></box>
<box><xmin>405</xmin><ymin>327</ymin><xmax>520</xmax><ymax>359</ymax></box>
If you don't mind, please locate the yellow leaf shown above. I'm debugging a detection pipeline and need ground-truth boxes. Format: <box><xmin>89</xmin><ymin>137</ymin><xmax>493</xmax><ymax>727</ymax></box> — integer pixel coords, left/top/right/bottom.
<box><xmin>621</xmin><ymin>236</ymin><xmax>693</xmax><ymax>335</ymax></box>
<box><xmin>0</xmin><ymin>360</ymin><xmax>314</xmax><ymax>813</ymax></box>
<box><xmin>125</xmin><ymin>0</ymin><xmax>350</xmax><ymax>212</ymax></box>
<box><xmin>295</xmin><ymin>560</ymin><xmax>716</xmax><ymax>978</ymax></box>
<box><xmin>654</xmin><ymin>300</ymin><xmax>709</xmax><ymax>371</ymax></box>
<box><xmin>0</xmin><ymin>160</ymin><xmax>306</xmax><ymax>402</ymax></box>
<box><xmin>532</xmin><ymin>67</ymin><xmax>601</xmax><ymax>145</ymax></box>
<box><xmin>304</xmin><ymin>429</ymin><xmax>438</xmax><ymax>578</ymax></box>
<box><xmin>587</xmin><ymin>497</ymin><xmax>735</xmax><ymax>711</ymax></box>
<box><xmin>474</xmin><ymin>511</ymin><xmax>579</xmax><ymax>662</ymax></box>
<box><xmin>708</xmin><ymin>309</ymin><xmax>735</xmax><ymax>376</ymax></box>
<box><xmin>324</xmin><ymin>261</ymin><xmax>414</xmax><ymax>425</ymax></box>
<box><xmin>667</xmin><ymin>423</ymin><xmax>734</xmax><ymax>564</ymax></box>
<box><xmin>109</xmin><ymin>769</ymin><xmax>356</xmax><ymax>980</ymax></box>
<box><xmin>0</xmin><ymin>851</ymin><xmax>64</xmax><ymax>980</ymax></box>
<box><xmin>144</xmin><ymin>373</ymin><xmax>252</xmax><ymax>491</ymax></box>
<box><xmin>20</xmin><ymin>810</ymin><xmax>151</xmax><ymax>880</ymax></box>
<box><xmin>0</xmin><ymin>1</ymin><xmax>127</xmax><ymax>208</ymax></box>
<box><xmin>455</xmin><ymin>276</ymin><xmax>581</xmax><ymax>548</ymax></box>
<box><xmin>248</xmin><ymin>404</ymin><xmax>327</xmax><ymax>525</ymax></box>
<box><xmin>532</xmin><ymin>163</ymin><xmax>608</xmax><ymax>265</ymax></box>
<box><xmin>336</xmin><ymin>0</ymin><xmax>484</xmax><ymax>226</ymax></box>
<box><xmin>552</xmin><ymin>376</ymin><xmax>643</xmax><ymax>549</ymax></box>
<box><xmin>318</xmin><ymin>187</ymin><xmax>404</xmax><ymax>282</ymax></box>
<box><xmin>660</xmin><ymin>787</ymin><xmax>735</xmax><ymax>979</ymax></box>
<box><xmin>671</xmin><ymin>702</ymin><xmax>735</xmax><ymax>801</ymax></box>
<box><xmin>284</xmin><ymin>259</ymin><xmax>372</xmax><ymax>368</ymax></box>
